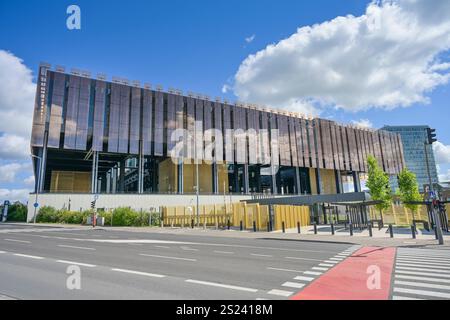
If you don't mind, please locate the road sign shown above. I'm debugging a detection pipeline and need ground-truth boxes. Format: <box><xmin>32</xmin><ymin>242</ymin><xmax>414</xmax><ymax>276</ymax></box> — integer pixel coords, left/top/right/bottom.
<box><xmin>4</xmin><ymin>200</ymin><xmax>10</xmax><ymax>206</ymax></box>
<box><xmin>34</xmin><ymin>202</ymin><xmax>39</xmax><ymax>208</ymax></box>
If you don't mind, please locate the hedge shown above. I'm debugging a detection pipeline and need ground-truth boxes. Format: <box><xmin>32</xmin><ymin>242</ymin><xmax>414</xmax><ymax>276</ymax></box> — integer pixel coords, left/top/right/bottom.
<box><xmin>35</xmin><ymin>206</ymin><xmax>160</xmax><ymax>227</ymax></box>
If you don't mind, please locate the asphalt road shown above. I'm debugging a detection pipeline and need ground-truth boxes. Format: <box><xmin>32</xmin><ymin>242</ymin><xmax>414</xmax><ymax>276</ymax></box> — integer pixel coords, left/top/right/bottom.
<box><xmin>0</xmin><ymin>224</ymin><xmax>353</xmax><ymax>300</ymax></box>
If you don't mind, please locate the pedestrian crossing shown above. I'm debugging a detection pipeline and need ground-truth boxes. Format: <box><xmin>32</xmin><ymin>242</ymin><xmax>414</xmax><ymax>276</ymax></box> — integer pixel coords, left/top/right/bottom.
<box><xmin>392</xmin><ymin>248</ymin><xmax>450</xmax><ymax>300</ymax></box>
<box><xmin>264</xmin><ymin>245</ymin><xmax>361</xmax><ymax>299</ymax></box>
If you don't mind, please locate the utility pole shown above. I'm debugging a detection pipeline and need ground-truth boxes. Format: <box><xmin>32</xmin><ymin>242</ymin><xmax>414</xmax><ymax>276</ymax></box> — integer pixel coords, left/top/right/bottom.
<box><xmin>30</xmin><ymin>154</ymin><xmax>42</xmax><ymax>224</ymax></box>
<box><xmin>425</xmin><ymin>127</ymin><xmax>443</xmax><ymax>245</ymax></box>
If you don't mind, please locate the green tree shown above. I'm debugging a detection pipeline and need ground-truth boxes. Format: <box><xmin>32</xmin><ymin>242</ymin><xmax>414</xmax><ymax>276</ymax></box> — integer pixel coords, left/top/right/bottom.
<box><xmin>397</xmin><ymin>168</ymin><xmax>422</xmax><ymax>216</ymax></box>
<box><xmin>366</xmin><ymin>155</ymin><xmax>392</xmax><ymax>220</ymax></box>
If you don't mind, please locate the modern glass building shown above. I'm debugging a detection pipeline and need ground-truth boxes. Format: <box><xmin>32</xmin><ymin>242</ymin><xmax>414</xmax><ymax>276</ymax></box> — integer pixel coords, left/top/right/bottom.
<box><xmin>30</xmin><ymin>63</ymin><xmax>406</xmax><ymax>199</ymax></box>
<box><xmin>382</xmin><ymin>125</ymin><xmax>439</xmax><ymax>192</ymax></box>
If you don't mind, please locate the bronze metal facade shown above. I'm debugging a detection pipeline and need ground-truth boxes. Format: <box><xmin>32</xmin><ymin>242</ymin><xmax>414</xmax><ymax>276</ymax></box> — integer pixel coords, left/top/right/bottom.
<box><xmin>31</xmin><ymin>67</ymin><xmax>405</xmax><ymax>176</ymax></box>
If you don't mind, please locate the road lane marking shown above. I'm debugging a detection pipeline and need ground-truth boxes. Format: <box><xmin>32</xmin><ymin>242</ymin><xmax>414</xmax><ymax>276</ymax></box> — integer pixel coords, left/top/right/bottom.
<box><xmin>155</xmin><ymin>245</ymin><xmax>170</xmax><ymax>249</ymax></box>
<box><xmin>294</xmin><ymin>276</ymin><xmax>314</xmax><ymax>282</ymax></box>
<box><xmin>139</xmin><ymin>254</ymin><xmax>197</xmax><ymax>262</ymax></box>
<box><xmin>396</xmin><ymin>266</ymin><xmax>450</xmax><ymax>273</ymax></box>
<box><xmin>312</xmin><ymin>267</ymin><xmax>329</xmax><ymax>271</ymax></box>
<box><xmin>181</xmin><ymin>246</ymin><xmax>199</xmax><ymax>251</ymax></box>
<box><xmin>56</xmin><ymin>260</ymin><xmax>96</xmax><ymax>267</ymax></box>
<box><xmin>392</xmin><ymin>295</ymin><xmax>423</xmax><ymax>300</ymax></box>
<box><xmin>395</xmin><ymin>280</ymin><xmax>450</xmax><ymax>291</ymax></box>
<box><xmin>323</xmin><ymin>260</ymin><xmax>338</xmax><ymax>264</ymax></box>
<box><xmin>330</xmin><ymin>257</ymin><xmax>343</xmax><ymax>261</ymax></box>
<box><xmin>251</xmin><ymin>254</ymin><xmax>273</xmax><ymax>257</ymax></box>
<box><xmin>4</xmin><ymin>239</ymin><xmax>31</xmax><ymax>244</ymax></box>
<box><xmin>267</xmin><ymin>267</ymin><xmax>306</xmax><ymax>273</ymax></box>
<box><xmin>57</xmin><ymin>245</ymin><xmax>96</xmax><ymax>251</ymax></box>
<box><xmin>111</xmin><ymin>268</ymin><xmax>165</xmax><ymax>278</ymax></box>
<box><xmin>214</xmin><ymin>251</ymin><xmax>234</xmax><ymax>254</ymax></box>
<box><xmin>396</xmin><ymin>270</ymin><xmax>450</xmax><ymax>278</ymax></box>
<box><xmin>185</xmin><ymin>279</ymin><xmax>258</xmax><ymax>293</ymax></box>
<box><xmin>398</xmin><ymin>254</ymin><xmax>450</xmax><ymax>260</ymax></box>
<box><xmin>267</xmin><ymin>289</ymin><xmax>293</xmax><ymax>297</ymax></box>
<box><xmin>284</xmin><ymin>257</ymin><xmax>323</xmax><ymax>262</ymax></box>
<box><xmin>396</xmin><ymin>262</ymin><xmax>450</xmax><ymax>270</ymax></box>
<box><xmin>0</xmin><ymin>251</ymin><xmax>5</xmax><ymax>254</ymax></box>
<box><xmin>304</xmin><ymin>271</ymin><xmax>322</xmax><ymax>276</ymax></box>
<box><xmin>397</xmin><ymin>257</ymin><xmax>450</xmax><ymax>264</ymax></box>
<box><xmin>13</xmin><ymin>254</ymin><xmax>44</xmax><ymax>260</ymax></box>
<box><xmin>319</xmin><ymin>263</ymin><xmax>334</xmax><ymax>267</ymax></box>
<box><xmin>282</xmin><ymin>282</ymin><xmax>305</xmax><ymax>289</ymax></box>
<box><xmin>395</xmin><ymin>274</ymin><xmax>450</xmax><ymax>284</ymax></box>
<box><xmin>394</xmin><ymin>287</ymin><xmax>450</xmax><ymax>299</ymax></box>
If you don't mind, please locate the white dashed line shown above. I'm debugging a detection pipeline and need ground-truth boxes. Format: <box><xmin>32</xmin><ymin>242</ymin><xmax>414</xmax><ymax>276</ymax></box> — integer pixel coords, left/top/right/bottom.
<box><xmin>214</xmin><ymin>251</ymin><xmax>234</xmax><ymax>254</ymax></box>
<box><xmin>181</xmin><ymin>247</ymin><xmax>199</xmax><ymax>251</ymax></box>
<box><xmin>312</xmin><ymin>267</ymin><xmax>329</xmax><ymax>271</ymax></box>
<box><xmin>395</xmin><ymin>280</ymin><xmax>450</xmax><ymax>291</ymax></box>
<box><xmin>395</xmin><ymin>274</ymin><xmax>450</xmax><ymax>284</ymax></box>
<box><xmin>267</xmin><ymin>289</ymin><xmax>293</xmax><ymax>297</ymax></box>
<box><xmin>56</xmin><ymin>260</ymin><xmax>96</xmax><ymax>267</ymax></box>
<box><xmin>323</xmin><ymin>260</ymin><xmax>338</xmax><ymax>264</ymax></box>
<box><xmin>393</xmin><ymin>295</ymin><xmax>423</xmax><ymax>300</ymax></box>
<box><xmin>304</xmin><ymin>271</ymin><xmax>322</xmax><ymax>276</ymax></box>
<box><xmin>13</xmin><ymin>254</ymin><xmax>44</xmax><ymax>260</ymax></box>
<box><xmin>282</xmin><ymin>282</ymin><xmax>305</xmax><ymax>289</ymax></box>
<box><xmin>111</xmin><ymin>268</ymin><xmax>165</xmax><ymax>278</ymax></box>
<box><xmin>267</xmin><ymin>267</ymin><xmax>306</xmax><ymax>273</ymax></box>
<box><xmin>319</xmin><ymin>263</ymin><xmax>334</xmax><ymax>267</ymax></box>
<box><xmin>154</xmin><ymin>245</ymin><xmax>170</xmax><ymax>249</ymax></box>
<box><xmin>251</xmin><ymin>254</ymin><xmax>273</xmax><ymax>257</ymax></box>
<box><xmin>140</xmin><ymin>253</ymin><xmax>197</xmax><ymax>262</ymax></box>
<box><xmin>57</xmin><ymin>245</ymin><xmax>96</xmax><ymax>251</ymax></box>
<box><xmin>394</xmin><ymin>287</ymin><xmax>450</xmax><ymax>299</ymax></box>
<box><xmin>294</xmin><ymin>275</ymin><xmax>314</xmax><ymax>282</ymax></box>
<box><xmin>186</xmin><ymin>279</ymin><xmax>258</xmax><ymax>293</ymax></box>
<box><xmin>4</xmin><ymin>239</ymin><xmax>31</xmax><ymax>244</ymax></box>
<box><xmin>284</xmin><ymin>256</ymin><xmax>323</xmax><ymax>262</ymax></box>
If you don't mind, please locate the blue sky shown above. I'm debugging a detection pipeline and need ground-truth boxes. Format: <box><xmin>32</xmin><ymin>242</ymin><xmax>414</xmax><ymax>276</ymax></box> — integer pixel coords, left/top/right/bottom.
<box><xmin>1</xmin><ymin>0</ymin><xmax>450</xmax><ymax>202</ymax></box>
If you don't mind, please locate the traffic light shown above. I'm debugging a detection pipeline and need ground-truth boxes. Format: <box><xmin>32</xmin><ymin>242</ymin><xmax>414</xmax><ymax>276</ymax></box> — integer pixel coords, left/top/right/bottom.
<box><xmin>90</xmin><ymin>200</ymin><xmax>96</xmax><ymax>209</ymax></box>
<box><xmin>427</xmin><ymin>128</ymin><xmax>437</xmax><ymax>144</ymax></box>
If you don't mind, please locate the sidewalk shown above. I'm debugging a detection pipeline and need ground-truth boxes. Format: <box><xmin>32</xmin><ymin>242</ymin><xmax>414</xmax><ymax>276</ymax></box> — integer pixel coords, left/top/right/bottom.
<box><xmin>4</xmin><ymin>222</ymin><xmax>450</xmax><ymax>248</ymax></box>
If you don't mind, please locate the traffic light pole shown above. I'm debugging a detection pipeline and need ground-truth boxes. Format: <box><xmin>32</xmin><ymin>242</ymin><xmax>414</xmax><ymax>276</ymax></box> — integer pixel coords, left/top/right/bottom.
<box><xmin>424</xmin><ymin>141</ymin><xmax>444</xmax><ymax>245</ymax></box>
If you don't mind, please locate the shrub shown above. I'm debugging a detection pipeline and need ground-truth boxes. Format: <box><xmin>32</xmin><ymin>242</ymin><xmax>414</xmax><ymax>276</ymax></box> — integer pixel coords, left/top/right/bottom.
<box><xmin>6</xmin><ymin>203</ymin><xmax>27</xmax><ymax>222</ymax></box>
<box><xmin>36</xmin><ymin>206</ymin><xmax>59</xmax><ymax>223</ymax></box>
<box><xmin>111</xmin><ymin>207</ymin><xmax>141</xmax><ymax>226</ymax></box>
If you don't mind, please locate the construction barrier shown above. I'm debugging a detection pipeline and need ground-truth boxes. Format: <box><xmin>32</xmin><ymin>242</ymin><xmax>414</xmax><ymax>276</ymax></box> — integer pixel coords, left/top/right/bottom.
<box><xmin>369</xmin><ymin>204</ymin><xmax>430</xmax><ymax>226</ymax></box>
<box><xmin>162</xmin><ymin>202</ymin><xmax>310</xmax><ymax>231</ymax></box>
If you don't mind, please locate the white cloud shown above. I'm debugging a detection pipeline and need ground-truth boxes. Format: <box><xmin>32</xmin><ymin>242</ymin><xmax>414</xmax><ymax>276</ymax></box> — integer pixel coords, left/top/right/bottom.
<box><xmin>433</xmin><ymin>141</ymin><xmax>450</xmax><ymax>165</ymax></box>
<box><xmin>0</xmin><ymin>133</ymin><xmax>30</xmax><ymax>160</ymax></box>
<box><xmin>24</xmin><ymin>175</ymin><xmax>35</xmax><ymax>187</ymax></box>
<box><xmin>222</xmin><ymin>84</ymin><xmax>231</xmax><ymax>94</ymax></box>
<box><xmin>0</xmin><ymin>189</ymin><xmax>30</xmax><ymax>203</ymax></box>
<box><xmin>351</xmin><ymin>119</ymin><xmax>373</xmax><ymax>129</ymax></box>
<box><xmin>233</xmin><ymin>0</ymin><xmax>450</xmax><ymax>114</ymax></box>
<box><xmin>245</xmin><ymin>34</ymin><xmax>256</xmax><ymax>44</ymax></box>
<box><xmin>0</xmin><ymin>163</ymin><xmax>31</xmax><ymax>183</ymax></box>
<box><xmin>0</xmin><ymin>50</ymin><xmax>35</xmax><ymax>139</ymax></box>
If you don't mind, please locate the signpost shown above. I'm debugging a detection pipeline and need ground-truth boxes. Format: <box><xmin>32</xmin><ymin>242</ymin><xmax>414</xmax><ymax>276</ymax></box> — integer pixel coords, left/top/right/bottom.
<box><xmin>2</xmin><ymin>200</ymin><xmax>10</xmax><ymax>222</ymax></box>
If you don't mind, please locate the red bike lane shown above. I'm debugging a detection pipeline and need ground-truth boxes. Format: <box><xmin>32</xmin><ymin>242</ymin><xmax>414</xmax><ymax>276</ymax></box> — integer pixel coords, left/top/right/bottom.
<box><xmin>291</xmin><ymin>247</ymin><xmax>396</xmax><ymax>300</ymax></box>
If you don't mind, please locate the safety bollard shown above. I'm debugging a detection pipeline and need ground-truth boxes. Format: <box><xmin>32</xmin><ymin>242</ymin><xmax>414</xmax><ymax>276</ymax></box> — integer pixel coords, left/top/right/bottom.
<box><xmin>313</xmin><ymin>222</ymin><xmax>318</xmax><ymax>235</ymax></box>
<box><xmin>411</xmin><ymin>224</ymin><xmax>416</xmax><ymax>239</ymax></box>
<box><xmin>349</xmin><ymin>223</ymin><xmax>353</xmax><ymax>236</ymax></box>
<box><xmin>331</xmin><ymin>223</ymin><xmax>335</xmax><ymax>235</ymax></box>
<box><xmin>434</xmin><ymin>226</ymin><xmax>439</xmax><ymax>240</ymax></box>
<box><xmin>240</xmin><ymin>220</ymin><xmax>243</xmax><ymax>231</ymax></box>
<box><xmin>269</xmin><ymin>221</ymin><xmax>273</xmax><ymax>232</ymax></box>
<box><xmin>368</xmin><ymin>223</ymin><xmax>373</xmax><ymax>237</ymax></box>
<box><xmin>227</xmin><ymin>219</ymin><xmax>231</xmax><ymax>230</ymax></box>
<box><xmin>389</xmin><ymin>224</ymin><xmax>394</xmax><ymax>238</ymax></box>
<box><xmin>253</xmin><ymin>221</ymin><xmax>257</xmax><ymax>232</ymax></box>
<box><xmin>282</xmin><ymin>221</ymin><xmax>286</xmax><ymax>233</ymax></box>
<box><xmin>191</xmin><ymin>219</ymin><xmax>194</xmax><ymax>229</ymax></box>
<box><xmin>297</xmin><ymin>222</ymin><xmax>301</xmax><ymax>234</ymax></box>
<box><xmin>267</xmin><ymin>221</ymin><xmax>270</xmax><ymax>232</ymax></box>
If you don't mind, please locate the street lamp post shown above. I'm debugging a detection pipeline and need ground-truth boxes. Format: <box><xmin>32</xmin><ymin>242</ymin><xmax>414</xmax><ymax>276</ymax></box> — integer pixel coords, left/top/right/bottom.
<box><xmin>30</xmin><ymin>154</ymin><xmax>42</xmax><ymax>224</ymax></box>
<box><xmin>424</xmin><ymin>141</ymin><xmax>444</xmax><ymax>245</ymax></box>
